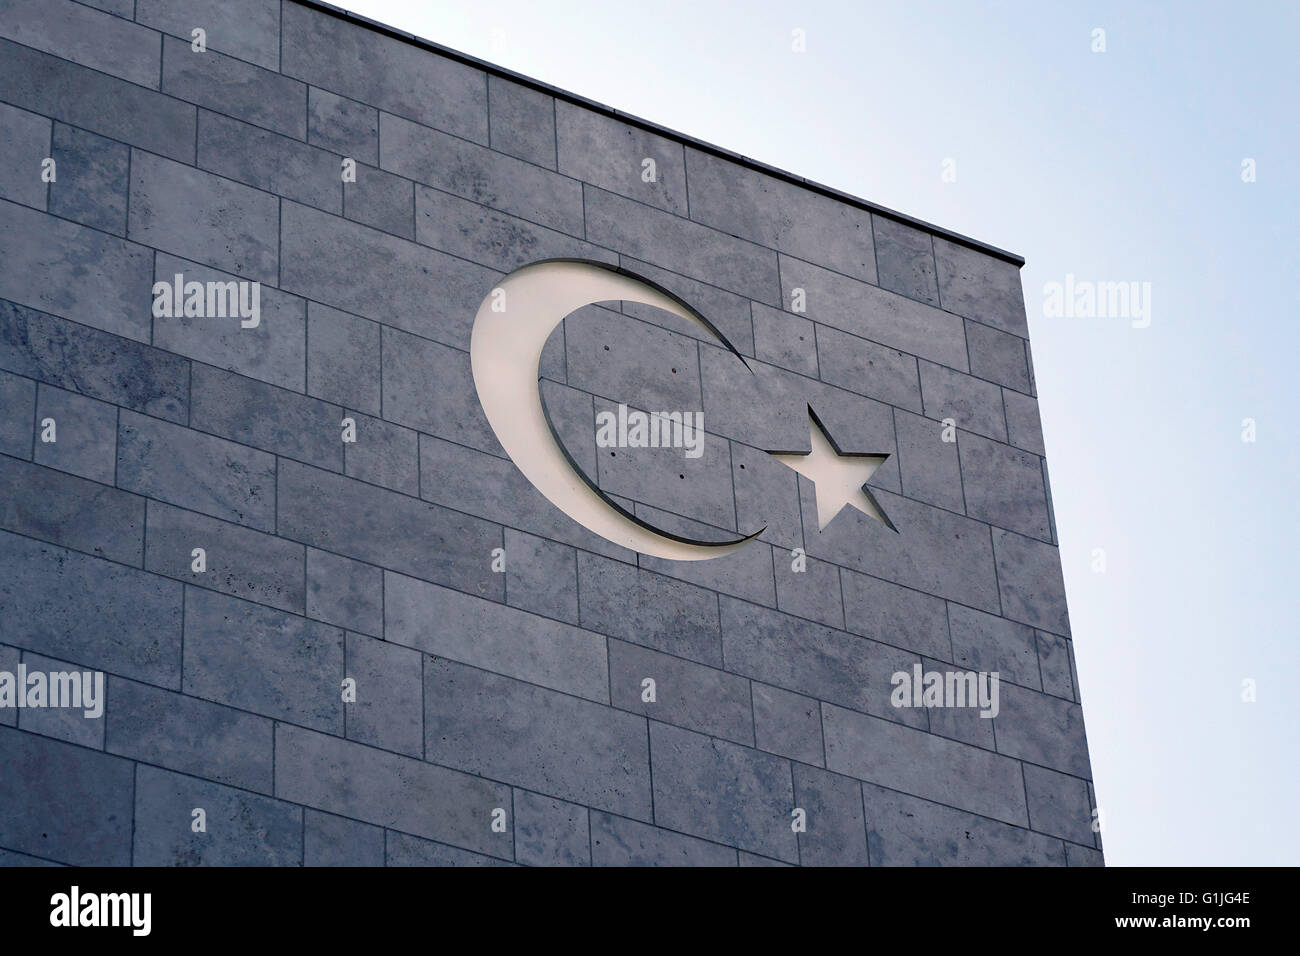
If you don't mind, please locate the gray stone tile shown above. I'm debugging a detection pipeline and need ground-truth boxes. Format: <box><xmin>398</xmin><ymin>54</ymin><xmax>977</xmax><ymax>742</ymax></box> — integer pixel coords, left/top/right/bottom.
<box><xmin>586</xmin><ymin>186</ymin><xmax>780</xmax><ymax>305</ymax></box>
<box><xmin>0</xmin><ymin>725</ymin><xmax>133</xmax><ymax>865</ymax></box>
<box><xmin>1066</xmin><ymin>843</ymin><xmax>1104</xmax><ymax>866</ymax></box>
<box><xmin>0</xmin><ymin>369</ymin><xmax>34</xmax><ymax>458</ymax></box>
<box><xmin>133</xmin><ymin>764</ymin><xmax>302</xmax><ymax>866</ymax></box>
<box><xmin>309</xmin><ymin>87</ymin><xmax>378</xmax><ymax>165</ymax></box>
<box><xmin>117</xmin><ymin>409</ymin><xmax>277</xmax><ymax>531</ymax></box>
<box><xmin>304</xmin><ymin>810</ymin><xmax>384</xmax><ymax>866</ymax></box>
<box><xmin>15</xmin><ymin>650</ymin><xmax>105</xmax><ymax>749</ymax></box>
<box><xmin>0</xmin><ymin>644</ymin><xmax>15</xmax><ymax>728</ymax></box>
<box><xmin>386</xmin><ymin>570</ymin><xmax>607</xmax><ymax>702</ymax></box>
<box><xmin>862</xmin><ymin>782</ymin><xmax>1064</xmax><ymax>865</ymax></box>
<box><xmin>793</xmin><ymin>764</ymin><xmax>869</xmax><ymax>866</ymax></box>
<box><xmin>182</xmin><ymin>582</ymin><xmax>345</xmax><ymax>733</ymax></box>
<box><xmin>774</xmin><ymin>553</ymin><xmax>844</xmax><ymax>629</ymax></box>
<box><xmin>696</xmin><ymin>341</ymin><xmax>895</xmax><ymax>454</ymax></box>
<box><xmin>873</xmin><ymin>216</ymin><xmax>939</xmax><ymax>305</ymax></box>
<box><xmin>144</xmin><ymin>499</ymin><xmax>305</xmax><ymax>613</ymax></box>
<box><xmin>0</xmin><ymin>102</ymin><xmax>49</xmax><ymax>210</ymax></box>
<box><xmin>720</xmin><ymin>596</ymin><xmax>925</xmax><ymax>728</ymax></box>
<box><xmin>801</xmin><ymin>486</ymin><xmax>1001</xmax><ymax>615</ymax></box>
<box><xmin>385</xmin><ymin>832</ymin><xmax>511</xmax><ymax>866</ymax></box>
<box><xmin>991</xmin><ymin>528</ymin><xmax>1070</xmax><ymax>635</ymax></box>
<box><xmin>382</xmin><ymin>327</ymin><xmax>499</xmax><ymax>453</ymax></box>
<box><xmin>345</xmin><ymin>163</ymin><xmax>414</xmax><ymax>239</ymax></box>
<box><xmin>0</xmin><ymin>456</ymin><xmax>143</xmax><ymax>564</ymax></box>
<box><xmin>557</xmin><ymin>101</ymin><xmax>686</xmax><ymax>214</ymax></box>
<box><xmin>153</xmin><ymin>253</ymin><xmax>306</xmax><ymax>393</ymax></box>
<box><xmin>418</xmin><ymin>433</ymin><xmax>631</xmax><ymax>564</ymax></box>
<box><xmin>739</xmin><ymin>851</ymin><xmax>790</xmax><ymax>866</ymax></box>
<box><xmin>1036</xmin><ymin>631</ymin><xmax>1075</xmax><ymax>701</ymax></box>
<box><xmin>893</xmin><ymin>407</ymin><xmax>964</xmax><ymax>513</ymax></box>
<box><xmin>137</xmin><ymin>0</ymin><xmax>281</xmax><ymax>71</ymax></box>
<box><xmin>0</xmin><ymin>200</ymin><xmax>153</xmax><ymax>343</ymax></box>
<box><xmin>948</xmin><ymin>602</ymin><xmax>1039</xmax><ymax>691</ymax></box>
<box><xmin>752</xmin><ymin>302</ymin><xmax>817</xmax><ymax>376</ymax></box>
<box><xmin>919</xmin><ymin>360</ymin><xmax>1007</xmax><ymax>444</ymax></box>
<box><xmin>164</xmin><ymin>37</ymin><xmax>305</xmax><ymax>138</ymax></box>
<box><xmin>0</xmin><ymin>0</ymin><xmax>160</xmax><ymax>87</ymax></box>
<box><xmin>129</xmin><ymin>150</ymin><xmax>278</xmax><ymax>283</ymax></box>
<box><xmin>731</xmin><ymin>440</ymin><xmax>804</xmax><ymax>553</ymax></box>
<box><xmin>934</xmin><ymin>238</ymin><xmax>1028</xmax><ymax>337</ymax></box>
<box><xmin>1024</xmin><ymin>763</ymin><xmax>1093</xmax><ymax>844</ymax></box>
<box><xmin>282</xmin><ymin>2</ymin><xmax>487</xmax><ymax>143</ymax></box>
<box><xmin>488</xmin><ymin>75</ymin><xmax>555</xmax><ymax>169</ymax></box>
<box><xmin>415</xmin><ymin>184</ymin><xmax>616</xmax><ymax>272</ymax></box>
<box><xmin>106</xmin><ymin>676</ymin><xmax>274</xmax><ymax>793</ymax></box>
<box><xmin>0</xmin><ymin>848</ymin><xmax>62</xmax><ymax>866</ymax></box>
<box><xmin>513</xmin><ymin>790</ymin><xmax>590</xmax><ymax>866</ymax></box>
<box><xmin>197</xmin><ymin>110</ymin><xmax>337</xmax><ymax>211</ymax></box>
<box><xmin>923</xmin><ymin>667</ymin><xmax>997</xmax><ymax>750</ymax></box>
<box><xmin>686</xmin><ymin>149</ymin><xmax>875</xmax><ymax>283</ymax></box>
<box><xmin>191</xmin><ymin>364</ymin><xmax>342</xmax><ymax>471</ymax></box>
<box><xmin>618</xmin><ymin>256</ymin><xmax>756</xmax><ymax>357</ymax></box>
<box><xmin>424</xmin><ymin>657</ymin><xmax>651</xmax><ymax>821</ymax></box>
<box><xmin>32</xmin><ymin>384</ymin><xmax>117</xmax><ymax>484</ymax></box>
<box><xmin>183</xmin><ymin>587</ymin><xmax>344</xmax><ymax>733</ymax></box>
<box><xmin>0</xmin><ymin>301</ymin><xmax>189</xmax><ymax>423</ymax></box>
<box><xmin>780</xmin><ymin>255</ymin><xmax>968</xmax><ymax>371</ymax></box>
<box><xmin>47</xmin><ymin>123</ymin><xmax>129</xmax><ymax>234</ymax></box>
<box><xmin>590</xmin><ymin>811</ymin><xmax>736</xmax><ymax>866</ymax></box>
<box><xmin>307</xmin><ymin>302</ymin><xmax>380</xmax><ymax>415</ymax></box>
<box><xmin>0</xmin><ymin>530</ymin><xmax>181</xmax><ymax>686</ymax></box>
<box><xmin>0</xmin><ymin>38</ymin><xmax>195</xmax><ymax>162</ymax></box>
<box><xmin>816</xmin><ymin>324</ymin><xmax>922</xmax><ymax>412</ymax></box>
<box><xmin>823</xmin><ymin>703</ymin><xmax>1029</xmax><ymax>827</ymax></box>
<box><xmin>345</xmin><ymin>631</ymin><xmax>423</xmax><ymax>758</ymax></box>
<box><xmin>959</xmin><ymin>431</ymin><xmax>1050</xmax><ymax>540</ymax></box>
<box><xmin>566</xmin><ymin>304</ymin><xmax>701</xmax><ymax>407</ymax></box>
<box><xmin>649</xmin><ymin>721</ymin><xmax>798</xmax><ymax>863</ymax></box>
<box><xmin>75</xmin><ymin>0</ymin><xmax>132</xmax><ymax>15</ymax></box>
<box><xmin>993</xmin><ymin>682</ymin><xmax>1091</xmax><ymax>778</ymax></box>
<box><xmin>752</xmin><ymin>682</ymin><xmax>823</xmax><ymax>766</ymax></box>
<box><xmin>1004</xmin><ymin>388</ymin><xmax>1046</xmax><ymax>456</ymax></box>
<box><xmin>344</xmin><ymin>412</ymin><xmax>418</xmax><ymax>495</ymax></box>
<box><xmin>840</xmin><ymin>569</ymin><xmax>952</xmax><ymax>661</ymax></box>
<box><xmin>281</xmin><ymin>201</ymin><xmax>499</xmax><ymax>348</ymax></box>
<box><xmin>576</xmin><ymin>551</ymin><xmax>721</xmax><ymax>666</ymax></box>
<box><xmin>593</xmin><ymin>400</ymin><xmax>735</xmax><ymax>532</ymax></box>
<box><xmin>966</xmin><ymin>318</ymin><xmax>1030</xmax><ymax>391</ymax></box>
<box><xmin>306</xmin><ymin>547</ymin><xmax>383</xmax><ymax>636</ymax></box>
<box><xmin>504</xmin><ymin>528</ymin><xmax>578</xmax><ymax>625</ymax></box>
<box><xmin>609</xmin><ymin>639</ymin><xmax>752</xmax><ymax>745</ymax></box>
<box><xmin>381</xmin><ymin>111</ymin><xmax>580</xmax><ymax>234</ymax></box>
<box><xmin>636</xmin><ymin>503</ymin><xmax>777</xmax><ymax>608</ymax></box>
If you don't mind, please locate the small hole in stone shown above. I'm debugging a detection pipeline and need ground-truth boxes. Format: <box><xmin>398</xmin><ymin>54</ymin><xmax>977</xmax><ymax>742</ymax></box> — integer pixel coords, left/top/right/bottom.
<box><xmin>603</xmin><ymin>345</ymin><xmax>610</xmax><ymax>351</ymax></box>
<box><xmin>671</xmin><ymin>368</ymin><xmax>677</xmax><ymax>373</ymax></box>
<box><xmin>679</xmin><ymin>474</ymin><xmax>685</xmax><ymax>479</ymax></box>
<box><xmin>739</xmin><ymin>464</ymin><xmax>745</xmax><ymax>469</ymax></box>
<box><xmin>609</xmin><ymin>451</ymin><xmax>616</xmax><ymax>456</ymax></box>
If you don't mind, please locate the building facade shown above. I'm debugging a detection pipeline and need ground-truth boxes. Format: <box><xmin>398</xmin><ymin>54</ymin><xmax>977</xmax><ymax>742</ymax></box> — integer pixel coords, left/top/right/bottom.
<box><xmin>0</xmin><ymin>0</ymin><xmax>1101</xmax><ymax>865</ymax></box>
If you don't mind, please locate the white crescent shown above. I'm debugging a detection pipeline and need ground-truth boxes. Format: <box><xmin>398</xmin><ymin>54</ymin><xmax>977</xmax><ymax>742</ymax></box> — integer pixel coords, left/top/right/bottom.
<box><xmin>470</xmin><ymin>259</ymin><xmax>763</xmax><ymax>561</ymax></box>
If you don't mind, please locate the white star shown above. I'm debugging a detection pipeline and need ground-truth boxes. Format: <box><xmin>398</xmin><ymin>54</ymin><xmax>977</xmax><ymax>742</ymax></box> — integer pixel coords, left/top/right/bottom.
<box><xmin>768</xmin><ymin>406</ymin><xmax>897</xmax><ymax>532</ymax></box>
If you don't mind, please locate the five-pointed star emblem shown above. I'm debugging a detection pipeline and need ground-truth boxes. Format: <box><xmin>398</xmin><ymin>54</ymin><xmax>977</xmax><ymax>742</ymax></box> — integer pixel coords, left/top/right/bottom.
<box><xmin>767</xmin><ymin>406</ymin><xmax>897</xmax><ymax>533</ymax></box>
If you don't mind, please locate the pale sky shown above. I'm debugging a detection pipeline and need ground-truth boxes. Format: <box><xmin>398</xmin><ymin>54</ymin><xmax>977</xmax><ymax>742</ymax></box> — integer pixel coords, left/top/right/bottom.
<box><xmin>340</xmin><ymin>0</ymin><xmax>1300</xmax><ymax>865</ymax></box>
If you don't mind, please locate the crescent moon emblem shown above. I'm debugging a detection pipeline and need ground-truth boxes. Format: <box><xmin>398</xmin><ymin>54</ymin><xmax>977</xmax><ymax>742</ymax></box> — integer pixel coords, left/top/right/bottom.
<box><xmin>470</xmin><ymin>259</ymin><xmax>765</xmax><ymax>561</ymax></box>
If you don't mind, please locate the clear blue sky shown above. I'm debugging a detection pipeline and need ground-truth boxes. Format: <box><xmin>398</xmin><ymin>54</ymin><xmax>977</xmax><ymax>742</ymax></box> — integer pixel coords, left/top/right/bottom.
<box><xmin>345</xmin><ymin>0</ymin><xmax>1299</xmax><ymax>865</ymax></box>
